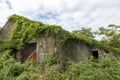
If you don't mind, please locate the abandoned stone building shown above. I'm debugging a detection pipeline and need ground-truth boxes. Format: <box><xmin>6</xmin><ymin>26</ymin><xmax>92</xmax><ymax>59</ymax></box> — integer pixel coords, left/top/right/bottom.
<box><xmin>0</xmin><ymin>15</ymin><xmax>113</xmax><ymax>64</ymax></box>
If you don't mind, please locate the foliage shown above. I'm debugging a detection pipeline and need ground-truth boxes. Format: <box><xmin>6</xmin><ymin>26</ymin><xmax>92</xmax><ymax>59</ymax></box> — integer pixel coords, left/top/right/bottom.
<box><xmin>42</xmin><ymin>55</ymin><xmax>120</xmax><ymax>80</ymax></box>
<box><xmin>1</xmin><ymin>14</ymin><xmax>120</xmax><ymax>80</ymax></box>
<box><xmin>72</xmin><ymin>27</ymin><xmax>96</xmax><ymax>38</ymax></box>
<box><xmin>0</xmin><ymin>51</ymin><xmax>41</xmax><ymax>80</ymax></box>
<box><xmin>8</xmin><ymin>14</ymin><xmax>43</xmax><ymax>50</ymax></box>
<box><xmin>0</xmin><ymin>36</ymin><xmax>10</xmax><ymax>50</ymax></box>
<box><xmin>0</xmin><ymin>14</ymin><xmax>117</xmax><ymax>54</ymax></box>
<box><xmin>41</xmin><ymin>53</ymin><xmax>120</xmax><ymax>80</ymax></box>
<box><xmin>62</xmin><ymin>56</ymin><xmax>120</xmax><ymax>80</ymax></box>
<box><xmin>97</xmin><ymin>24</ymin><xmax>120</xmax><ymax>48</ymax></box>
<box><xmin>0</xmin><ymin>47</ymin><xmax>120</xmax><ymax>80</ymax></box>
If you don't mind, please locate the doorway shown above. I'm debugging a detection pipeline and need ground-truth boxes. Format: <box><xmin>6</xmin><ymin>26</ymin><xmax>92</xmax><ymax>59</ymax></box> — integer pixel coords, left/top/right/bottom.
<box><xmin>92</xmin><ymin>51</ymin><xmax>98</xmax><ymax>59</ymax></box>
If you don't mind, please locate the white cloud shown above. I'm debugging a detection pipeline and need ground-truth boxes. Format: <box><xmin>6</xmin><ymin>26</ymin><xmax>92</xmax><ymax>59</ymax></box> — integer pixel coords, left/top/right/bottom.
<box><xmin>0</xmin><ymin>0</ymin><xmax>120</xmax><ymax>31</ymax></box>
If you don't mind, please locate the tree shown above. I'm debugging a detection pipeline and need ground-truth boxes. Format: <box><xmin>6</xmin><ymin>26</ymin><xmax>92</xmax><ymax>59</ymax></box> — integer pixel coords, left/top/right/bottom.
<box><xmin>72</xmin><ymin>27</ymin><xmax>95</xmax><ymax>38</ymax></box>
<box><xmin>97</xmin><ymin>24</ymin><xmax>120</xmax><ymax>48</ymax></box>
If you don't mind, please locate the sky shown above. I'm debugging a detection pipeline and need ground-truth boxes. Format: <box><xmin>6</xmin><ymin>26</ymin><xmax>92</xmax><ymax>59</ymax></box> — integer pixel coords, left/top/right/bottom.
<box><xmin>0</xmin><ymin>0</ymin><xmax>120</xmax><ymax>31</ymax></box>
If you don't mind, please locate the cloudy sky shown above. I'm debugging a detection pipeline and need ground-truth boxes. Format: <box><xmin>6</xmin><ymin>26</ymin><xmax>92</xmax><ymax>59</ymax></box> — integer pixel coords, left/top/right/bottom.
<box><xmin>0</xmin><ymin>0</ymin><xmax>120</xmax><ymax>31</ymax></box>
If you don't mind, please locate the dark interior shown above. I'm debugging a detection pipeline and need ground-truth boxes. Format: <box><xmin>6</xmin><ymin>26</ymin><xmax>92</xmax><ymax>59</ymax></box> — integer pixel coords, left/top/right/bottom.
<box><xmin>92</xmin><ymin>51</ymin><xmax>98</xmax><ymax>59</ymax></box>
<box><xmin>21</xmin><ymin>43</ymin><xmax>36</xmax><ymax>62</ymax></box>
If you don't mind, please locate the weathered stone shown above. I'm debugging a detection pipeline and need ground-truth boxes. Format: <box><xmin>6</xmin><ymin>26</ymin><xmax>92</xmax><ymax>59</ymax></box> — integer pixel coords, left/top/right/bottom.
<box><xmin>37</xmin><ymin>36</ymin><xmax>56</xmax><ymax>63</ymax></box>
<box><xmin>0</xmin><ymin>20</ymin><xmax>14</xmax><ymax>39</ymax></box>
<box><xmin>0</xmin><ymin>17</ymin><xmax>115</xmax><ymax>67</ymax></box>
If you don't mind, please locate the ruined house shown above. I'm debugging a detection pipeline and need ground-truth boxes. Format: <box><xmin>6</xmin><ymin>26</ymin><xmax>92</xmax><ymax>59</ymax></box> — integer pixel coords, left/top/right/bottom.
<box><xmin>0</xmin><ymin>15</ymin><xmax>117</xmax><ymax>66</ymax></box>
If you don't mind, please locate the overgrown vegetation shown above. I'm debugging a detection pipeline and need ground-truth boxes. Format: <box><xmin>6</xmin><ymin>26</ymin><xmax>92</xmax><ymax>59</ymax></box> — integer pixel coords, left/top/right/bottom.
<box><xmin>1</xmin><ymin>52</ymin><xmax>120</xmax><ymax>80</ymax></box>
<box><xmin>72</xmin><ymin>27</ymin><xmax>96</xmax><ymax>38</ymax></box>
<box><xmin>0</xmin><ymin>14</ymin><xmax>120</xmax><ymax>80</ymax></box>
<box><xmin>1</xmin><ymin>14</ymin><xmax>119</xmax><ymax>54</ymax></box>
<box><xmin>97</xmin><ymin>24</ymin><xmax>120</xmax><ymax>48</ymax></box>
<box><xmin>0</xmin><ymin>50</ymin><xmax>41</xmax><ymax>80</ymax></box>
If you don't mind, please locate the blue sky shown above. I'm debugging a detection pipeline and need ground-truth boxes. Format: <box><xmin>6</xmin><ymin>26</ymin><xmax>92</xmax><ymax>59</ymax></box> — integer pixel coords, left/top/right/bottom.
<box><xmin>0</xmin><ymin>0</ymin><xmax>120</xmax><ymax>31</ymax></box>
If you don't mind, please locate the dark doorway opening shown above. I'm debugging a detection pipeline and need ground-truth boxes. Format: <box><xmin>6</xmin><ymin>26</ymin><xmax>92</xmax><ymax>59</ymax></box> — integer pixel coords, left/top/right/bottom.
<box><xmin>92</xmin><ymin>51</ymin><xmax>98</xmax><ymax>59</ymax></box>
<box><xmin>21</xmin><ymin>43</ymin><xmax>36</xmax><ymax>63</ymax></box>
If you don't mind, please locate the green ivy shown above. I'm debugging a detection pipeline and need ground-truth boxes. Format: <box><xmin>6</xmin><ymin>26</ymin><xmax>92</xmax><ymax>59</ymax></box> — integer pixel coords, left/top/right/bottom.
<box><xmin>1</xmin><ymin>14</ymin><xmax>120</xmax><ymax>55</ymax></box>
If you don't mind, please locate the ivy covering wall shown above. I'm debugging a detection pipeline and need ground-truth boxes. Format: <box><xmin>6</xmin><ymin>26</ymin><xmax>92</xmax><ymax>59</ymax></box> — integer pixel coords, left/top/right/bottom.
<box><xmin>0</xmin><ymin>14</ymin><xmax>119</xmax><ymax>54</ymax></box>
<box><xmin>0</xmin><ymin>14</ymin><xmax>120</xmax><ymax>80</ymax></box>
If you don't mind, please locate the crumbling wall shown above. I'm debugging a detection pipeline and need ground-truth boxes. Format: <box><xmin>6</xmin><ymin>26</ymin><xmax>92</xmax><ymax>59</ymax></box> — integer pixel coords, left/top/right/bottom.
<box><xmin>36</xmin><ymin>37</ymin><xmax>92</xmax><ymax>72</ymax></box>
<box><xmin>98</xmin><ymin>49</ymin><xmax>111</xmax><ymax>57</ymax></box>
<box><xmin>75</xmin><ymin>43</ymin><xmax>91</xmax><ymax>61</ymax></box>
<box><xmin>64</xmin><ymin>39</ymin><xmax>91</xmax><ymax>62</ymax></box>
<box><xmin>37</xmin><ymin>36</ymin><xmax>56</xmax><ymax>63</ymax></box>
<box><xmin>91</xmin><ymin>48</ymin><xmax>113</xmax><ymax>59</ymax></box>
<box><xmin>37</xmin><ymin>37</ymin><xmax>92</xmax><ymax>62</ymax></box>
<box><xmin>0</xmin><ymin>20</ymin><xmax>14</xmax><ymax>39</ymax></box>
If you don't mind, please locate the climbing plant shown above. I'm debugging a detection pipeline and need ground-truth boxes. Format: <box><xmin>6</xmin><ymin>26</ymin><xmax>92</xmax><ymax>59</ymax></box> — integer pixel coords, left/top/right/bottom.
<box><xmin>0</xmin><ymin>14</ymin><xmax>120</xmax><ymax>80</ymax></box>
<box><xmin>6</xmin><ymin>14</ymin><xmax>120</xmax><ymax>54</ymax></box>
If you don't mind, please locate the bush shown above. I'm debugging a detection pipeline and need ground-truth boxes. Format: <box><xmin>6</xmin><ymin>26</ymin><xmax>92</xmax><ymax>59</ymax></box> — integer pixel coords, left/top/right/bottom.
<box><xmin>0</xmin><ymin>52</ymin><xmax>120</xmax><ymax>80</ymax></box>
<box><xmin>0</xmin><ymin>52</ymin><xmax>41</xmax><ymax>80</ymax></box>
<box><xmin>61</xmin><ymin>56</ymin><xmax>120</xmax><ymax>80</ymax></box>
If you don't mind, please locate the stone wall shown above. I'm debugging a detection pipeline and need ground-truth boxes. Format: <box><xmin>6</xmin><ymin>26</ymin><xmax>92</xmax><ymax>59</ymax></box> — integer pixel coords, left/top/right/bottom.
<box><xmin>0</xmin><ymin>20</ymin><xmax>14</xmax><ymax>39</ymax></box>
<box><xmin>98</xmin><ymin>49</ymin><xmax>112</xmax><ymax>57</ymax></box>
<box><xmin>1</xmin><ymin>20</ymin><xmax>112</xmax><ymax>65</ymax></box>
<box><xmin>75</xmin><ymin>43</ymin><xmax>91</xmax><ymax>61</ymax></box>
<box><xmin>64</xmin><ymin>39</ymin><xmax>92</xmax><ymax>62</ymax></box>
<box><xmin>36</xmin><ymin>37</ymin><xmax>92</xmax><ymax>72</ymax></box>
<box><xmin>37</xmin><ymin>36</ymin><xmax>56</xmax><ymax>63</ymax></box>
<box><xmin>37</xmin><ymin>37</ymin><xmax>92</xmax><ymax>63</ymax></box>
